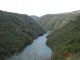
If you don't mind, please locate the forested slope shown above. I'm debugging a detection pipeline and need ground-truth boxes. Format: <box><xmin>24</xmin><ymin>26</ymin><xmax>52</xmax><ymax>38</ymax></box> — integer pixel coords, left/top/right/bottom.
<box><xmin>46</xmin><ymin>15</ymin><xmax>80</xmax><ymax>60</ymax></box>
<box><xmin>0</xmin><ymin>10</ymin><xmax>45</xmax><ymax>60</ymax></box>
<box><xmin>36</xmin><ymin>10</ymin><xmax>80</xmax><ymax>31</ymax></box>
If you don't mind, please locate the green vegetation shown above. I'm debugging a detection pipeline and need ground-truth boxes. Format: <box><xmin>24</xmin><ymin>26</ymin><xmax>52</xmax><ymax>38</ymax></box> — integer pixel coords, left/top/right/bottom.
<box><xmin>36</xmin><ymin>11</ymin><xmax>80</xmax><ymax>31</ymax></box>
<box><xmin>46</xmin><ymin>15</ymin><xmax>80</xmax><ymax>60</ymax></box>
<box><xmin>0</xmin><ymin>10</ymin><xmax>45</xmax><ymax>60</ymax></box>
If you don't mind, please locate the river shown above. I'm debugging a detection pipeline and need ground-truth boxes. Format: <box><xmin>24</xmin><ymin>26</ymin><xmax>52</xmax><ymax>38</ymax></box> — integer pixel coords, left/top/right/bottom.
<box><xmin>6</xmin><ymin>31</ymin><xmax>52</xmax><ymax>60</ymax></box>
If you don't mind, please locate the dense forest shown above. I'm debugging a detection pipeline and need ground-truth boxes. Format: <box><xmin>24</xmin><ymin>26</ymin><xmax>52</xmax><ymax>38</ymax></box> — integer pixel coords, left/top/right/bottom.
<box><xmin>0</xmin><ymin>10</ymin><xmax>45</xmax><ymax>60</ymax></box>
<box><xmin>0</xmin><ymin>10</ymin><xmax>80</xmax><ymax>60</ymax></box>
<box><xmin>46</xmin><ymin>15</ymin><xmax>80</xmax><ymax>60</ymax></box>
<box><xmin>36</xmin><ymin>10</ymin><xmax>80</xmax><ymax>31</ymax></box>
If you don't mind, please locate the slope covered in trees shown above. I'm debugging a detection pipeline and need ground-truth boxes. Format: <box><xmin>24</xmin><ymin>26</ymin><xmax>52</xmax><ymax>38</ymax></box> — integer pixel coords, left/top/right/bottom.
<box><xmin>36</xmin><ymin>10</ymin><xmax>80</xmax><ymax>31</ymax></box>
<box><xmin>0</xmin><ymin>10</ymin><xmax>45</xmax><ymax>60</ymax></box>
<box><xmin>46</xmin><ymin>15</ymin><xmax>80</xmax><ymax>60</ymax></box>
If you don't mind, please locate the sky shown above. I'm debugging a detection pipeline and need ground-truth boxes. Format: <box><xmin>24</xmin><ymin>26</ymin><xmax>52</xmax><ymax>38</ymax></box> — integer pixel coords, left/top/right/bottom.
<box><xmin>0</xmin><ymin>0</ymin><xmax>80</xmax><ymax>16</ymax></box>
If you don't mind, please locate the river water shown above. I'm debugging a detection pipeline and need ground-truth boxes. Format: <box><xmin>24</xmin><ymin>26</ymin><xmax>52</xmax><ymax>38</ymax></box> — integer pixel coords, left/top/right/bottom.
<box><xmin>6</xmin><ymin>31</ymin><xmax>52</xmax><ymax>60</ymax></box>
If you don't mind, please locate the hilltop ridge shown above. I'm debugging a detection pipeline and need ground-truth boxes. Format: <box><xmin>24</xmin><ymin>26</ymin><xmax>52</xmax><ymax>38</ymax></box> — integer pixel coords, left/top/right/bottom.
<box><xmin>36</xmin><ymin>10</ymin><xmax>80</xmax><ymax>31</ymax></box>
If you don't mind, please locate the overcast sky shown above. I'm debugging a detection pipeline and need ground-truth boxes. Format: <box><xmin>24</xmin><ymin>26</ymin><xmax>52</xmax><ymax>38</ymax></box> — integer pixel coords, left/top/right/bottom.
<box><xmin>0</xmin><ymin>0</ymin><xmax>80</xmax><ymax>16</ymax></box>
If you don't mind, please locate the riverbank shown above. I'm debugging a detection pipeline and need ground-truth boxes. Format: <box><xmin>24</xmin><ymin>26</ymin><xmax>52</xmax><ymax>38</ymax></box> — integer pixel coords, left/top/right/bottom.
<box><xmin>0</xmin><ymin>10</ymin><xmax>45</xmax><ymax>60</ymax></box>
<box><xmin>46</xmin><ymin>16</ymin><xmax>80</xmax><ymax>60</ymax></box>
<box><xmin>6</xmin><ymin>31</ymin><xmax>52</xmax><ymax>60</ymax></box>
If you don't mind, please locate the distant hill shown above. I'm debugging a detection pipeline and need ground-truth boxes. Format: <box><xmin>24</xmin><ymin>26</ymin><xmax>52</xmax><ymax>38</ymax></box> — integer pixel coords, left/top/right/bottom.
<box><xmin>0</xmin><ymin>10</ymin><xmax>45</xmax><ymax>60</ymax></box>
<box><xmin>30</xmin><ymin>15</ymin><xmax>38</xmax><ymax>20</ymax></box>
<box><xmin>47</xmin><ymin>15</ymin><xmax>80</xmax><ymax>60</ymax></box>
<box><xmin>36</xmin><ymin>10</ymin><xmax>80</xmax><ymax>31</ymax></box>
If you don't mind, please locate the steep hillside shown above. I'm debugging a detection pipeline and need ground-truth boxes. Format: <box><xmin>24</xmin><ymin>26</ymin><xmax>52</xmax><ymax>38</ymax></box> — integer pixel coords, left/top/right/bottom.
<box><xmin>36</xmin><ymin>10</ymin><xmax>80</xmax><ymax>31</ymax></box>
<box><xmin>0</xmin><ymin>10</ymin><xmax>45</xmax><ymax>60</ymax></box>
<box><xmin>30</xmin><ymin>15</ymin><xmax>38</xmax><ymax>20</ymax></box>
<box><xmin>46</xmin><ymin>15</ymin><xmax>80</xmax><ymax>60</ymax></box>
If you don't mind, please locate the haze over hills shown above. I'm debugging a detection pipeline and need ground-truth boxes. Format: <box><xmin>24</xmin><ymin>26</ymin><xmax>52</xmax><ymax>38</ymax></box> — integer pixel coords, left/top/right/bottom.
<box><xmin>30</xmin><ymin>15</ymin><xmax>38</xmax><ymax>20</ymax></box>
<box><xmin>46</xmin><ymin>15</ymin><xmax>80</xmax><ymax>60</ymax></box>
<box><xmin>36</xmin><ymin>10</ymin><xmax>80</xmax><ymax>31</ymax></box>
<box><xmin>0</xmin><ymin>10</ymin><xmax>45</xmax><ymax>60</ymax></box>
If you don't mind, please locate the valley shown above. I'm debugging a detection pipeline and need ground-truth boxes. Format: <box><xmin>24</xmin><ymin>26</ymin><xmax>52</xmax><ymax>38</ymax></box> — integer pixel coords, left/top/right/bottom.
<box><xmin>0</xmin><ymin>10</ymin><xmax>80</xmax><ymax>60</ymax></box>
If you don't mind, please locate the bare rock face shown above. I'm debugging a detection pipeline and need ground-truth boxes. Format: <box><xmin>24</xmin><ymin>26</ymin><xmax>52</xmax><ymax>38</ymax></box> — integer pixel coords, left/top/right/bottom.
<box><xmin>16</xmin><ymin>28</ymin><xmax>22</xmax><ymax>33</ymax></box>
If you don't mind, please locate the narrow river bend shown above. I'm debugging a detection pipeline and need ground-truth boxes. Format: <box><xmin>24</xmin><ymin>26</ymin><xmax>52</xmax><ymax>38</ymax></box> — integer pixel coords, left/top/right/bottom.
<box><xmin>6</xmin><ymin>31</ymin><xmax>52</xmax><ymax>60</ymax></box>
